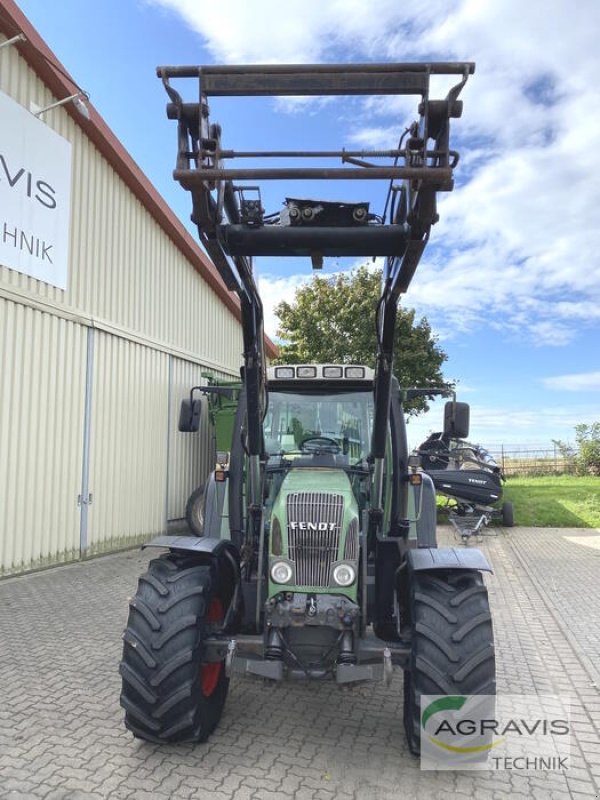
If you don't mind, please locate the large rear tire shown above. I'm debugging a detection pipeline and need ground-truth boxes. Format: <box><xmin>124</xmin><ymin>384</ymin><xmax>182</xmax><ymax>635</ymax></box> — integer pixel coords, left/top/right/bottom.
<box><xmin>186</xmin><ymin>485</ymin><xmax>205</xmax><ymax>536</ymax></box>
<box><xmin>120</xmin><ymin>553</ymin><xmax>229</xmax><ymax>743</ymax></box>
<box><xmin>403</xmin><ymin>569</ymin><xmax>495</xmax><ymax>755</ymax></box>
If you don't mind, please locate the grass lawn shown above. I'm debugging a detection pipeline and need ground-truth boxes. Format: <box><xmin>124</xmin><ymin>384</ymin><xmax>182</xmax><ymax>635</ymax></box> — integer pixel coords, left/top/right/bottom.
<box><xmin>436</xmin><ymin>475</ymin><xmax>600</xmax><ymax>527</ymax></box>
<box><xmin>501</xmin><ymin>475</ymin><xmax>600</xmax><ymax>528</ymax></box>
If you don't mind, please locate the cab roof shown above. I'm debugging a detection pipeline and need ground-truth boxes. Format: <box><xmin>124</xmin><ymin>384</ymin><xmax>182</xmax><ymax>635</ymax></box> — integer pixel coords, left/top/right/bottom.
<box><xmin>267</xmin><ymin>364</ymin><xmax>374</xmax><ymax>382</ymax></box>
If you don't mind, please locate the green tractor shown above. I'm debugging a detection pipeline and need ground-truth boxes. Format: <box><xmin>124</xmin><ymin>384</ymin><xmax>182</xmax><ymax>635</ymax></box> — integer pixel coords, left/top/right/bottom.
<box><xmin>119</xmin><ymin>62</ymin><xmax>494</xmax><ymax>754</ymax></box>
<box><xmin>181</xmin><ymin>375</ymin><xmax>241</xmax><ymax>536</ymax></box>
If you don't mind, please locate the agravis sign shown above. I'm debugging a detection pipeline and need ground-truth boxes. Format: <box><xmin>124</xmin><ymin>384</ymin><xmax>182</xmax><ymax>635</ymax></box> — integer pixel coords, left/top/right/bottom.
<box><xmin>0</xmin><ymin>89</ymin><xmax>72</xmax><ymax>289</ymax></box>
<box><xmin>420</xmin><ymin>694</ymin><xmax>571</xmax><ymax>771</ymax></box>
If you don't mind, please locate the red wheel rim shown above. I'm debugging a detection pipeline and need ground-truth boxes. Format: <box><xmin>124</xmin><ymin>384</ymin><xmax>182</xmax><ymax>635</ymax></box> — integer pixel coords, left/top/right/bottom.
<box><xmin>200</xmin><ymin>597</ymin><xmax>224</xmax><ymax>697</ymax></box>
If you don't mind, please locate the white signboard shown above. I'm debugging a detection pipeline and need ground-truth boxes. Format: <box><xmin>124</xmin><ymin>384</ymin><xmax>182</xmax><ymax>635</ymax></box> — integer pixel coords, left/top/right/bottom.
<box><xmin>0</xmin><ymin>89</ymin><xmax>72</xmax><ymax>289</ymax></box>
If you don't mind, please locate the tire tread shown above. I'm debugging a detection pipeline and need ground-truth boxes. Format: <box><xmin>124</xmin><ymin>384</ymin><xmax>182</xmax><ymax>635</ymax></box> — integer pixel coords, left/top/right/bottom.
<box><xmin>119</xmin><ymin>555</ymin><xmax>229</xmax><ymax>743</ymax></box>
<box><xmin>403</xmin><ymin>569</ymin><xmax>496</xmax><ymax>756</ymax></box>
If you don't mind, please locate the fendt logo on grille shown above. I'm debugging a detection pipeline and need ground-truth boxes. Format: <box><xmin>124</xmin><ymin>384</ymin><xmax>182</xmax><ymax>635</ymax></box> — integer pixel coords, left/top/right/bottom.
<box><xmin>289</xmin><ymin>522</ymin><xmax>337</xmax><ymax>532</ymax></box>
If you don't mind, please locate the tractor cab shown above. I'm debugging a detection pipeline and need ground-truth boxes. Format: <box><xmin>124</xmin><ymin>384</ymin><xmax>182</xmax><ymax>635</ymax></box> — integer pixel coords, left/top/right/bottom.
<box><xmin>264</xmin><ymin>364</ymin><xmax>374</xmax><ymax>459</ymax></box>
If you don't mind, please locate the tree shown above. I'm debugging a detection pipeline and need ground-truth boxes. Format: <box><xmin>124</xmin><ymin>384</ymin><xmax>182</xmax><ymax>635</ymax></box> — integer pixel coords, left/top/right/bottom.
<box><xmin>575</xmin><ymin>423</ymin><xmax>600</xmax><ymax>475</ymax></box>
<box><xmin>551</xmin><ymin>438</ymin><xmax>577</xmax><ymax>472</ymax></box>
<box><xmin>274</xmin><ymin>265</ymin><xmax>448</xmax><ymax>415</ymax></box>
<box><xmin>554</xmin><ymin>422</ymin><xmax>600</xmax><ymax>475</ymax></box>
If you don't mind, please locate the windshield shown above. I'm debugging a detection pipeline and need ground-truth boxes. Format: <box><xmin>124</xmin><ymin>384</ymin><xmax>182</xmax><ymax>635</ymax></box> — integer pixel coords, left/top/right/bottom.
<box><xmin>264</xmin><ymin>388</ymin><xmax>374</xmax><ymax>460</ymax></box>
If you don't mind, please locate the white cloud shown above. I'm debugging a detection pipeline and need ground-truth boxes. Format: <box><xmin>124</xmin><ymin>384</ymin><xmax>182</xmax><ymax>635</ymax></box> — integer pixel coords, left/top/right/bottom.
<box><xmin>152</xmin><ymin>0</ymin><xmax>600</xmax><ymax>346</ymax></box>
<box><xmin>149</xmin><ymin>0</ymin><xmax>451</xmax><ymax>64</ymax></box>
<box><xmin>543</xmin><ymin>371</ymin><xmax>600</xmax><ymax>392</ymax></box>
<box><xmin>387</xmin><ymin>1</ymin><xmax>600</xmax><ymax>342</ymax></box>
<box><xmin>406</xmin><ymin>397</ymin><xmax>599</xmax><ymax>450</ymax></box>
<box><xmin>346</xmin><ymin>126</ymin><xmax>402</xmax><ymax>150</ymax></box>
<box><xmin>257</xmin><ymin>272</ymin><xmax>310</xmax><ymax>339</ymax></box>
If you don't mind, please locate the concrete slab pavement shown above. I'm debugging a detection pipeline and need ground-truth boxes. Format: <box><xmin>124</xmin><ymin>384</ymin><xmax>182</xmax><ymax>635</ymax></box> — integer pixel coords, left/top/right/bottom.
<box><xmin>0</xmin><ymin>526</ymin><xmax>598</xmax><ymax>799</ymax></box>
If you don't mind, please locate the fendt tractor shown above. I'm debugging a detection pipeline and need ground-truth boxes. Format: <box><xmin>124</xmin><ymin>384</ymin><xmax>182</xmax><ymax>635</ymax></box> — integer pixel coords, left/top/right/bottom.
<box><xmin>119</xmin><ymin>63</ymin><xmax>495</xmax><ymax>754</ymax></box>
<box><xmin>181</xmin><ymin>375</ymin><xmax>242</xmax><ymax>537</ymax></box>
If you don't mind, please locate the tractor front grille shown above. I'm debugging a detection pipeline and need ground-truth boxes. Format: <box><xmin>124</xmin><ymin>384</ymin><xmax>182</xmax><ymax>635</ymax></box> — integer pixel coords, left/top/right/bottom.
<box><xmin>344</xmin><ymin>517</ymin><xmax>359</xmax><ymax>561</ymax></box>
<box><xmin>287</xmin><ymin>492</ymin><xmax>344</xmax><ymax>587</ymax></box>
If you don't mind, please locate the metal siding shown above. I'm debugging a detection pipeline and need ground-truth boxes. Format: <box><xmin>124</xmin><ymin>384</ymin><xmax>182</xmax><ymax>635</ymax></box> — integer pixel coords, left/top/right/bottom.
<box><xmin>0</xmin><ymin>298</ymin><xmax>86</xmax><ymax>574</ymax></box>
<box><xmin>86</xmin><ymin>333</ymin><xmax>169</xmax><ymax>553</ymax></box>
<box><xmin>0</xmin><ymin>34</ymin><xmax>246</xmax><ymax>572</ymax></box>
<box><xmin>0</xmin><ymin>41</ymin><xmax>244</xmax><ymax>374</ymax></box>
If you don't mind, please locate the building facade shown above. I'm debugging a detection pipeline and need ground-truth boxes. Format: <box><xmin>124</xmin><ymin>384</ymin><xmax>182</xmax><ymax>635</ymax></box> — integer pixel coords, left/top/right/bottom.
<box><xmin>0</xmin><ymin>2</ymin><xmax>266</xmax><ymax>575</ymax></box>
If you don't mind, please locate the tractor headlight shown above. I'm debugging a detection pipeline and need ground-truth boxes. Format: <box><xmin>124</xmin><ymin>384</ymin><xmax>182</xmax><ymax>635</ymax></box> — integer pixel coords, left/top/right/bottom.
<box><xmin>332</xmin><ymin>563</ymin><xmax>356</xmax><ymax>587</ymax></box>
<box><xmin>270</xmin><ymin>560</ymin><xmax>293</xmax><ymax>584</ymax></box>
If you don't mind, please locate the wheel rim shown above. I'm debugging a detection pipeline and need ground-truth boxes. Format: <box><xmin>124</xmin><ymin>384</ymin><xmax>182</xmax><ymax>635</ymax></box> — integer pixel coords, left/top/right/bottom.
<box><xmin>200</xmin><ymin>597</ymin><xmax>224</xmax><ymax>697</ymax></box>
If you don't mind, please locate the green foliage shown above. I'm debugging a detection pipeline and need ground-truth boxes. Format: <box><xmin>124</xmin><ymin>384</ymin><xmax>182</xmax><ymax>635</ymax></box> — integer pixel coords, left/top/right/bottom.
<box><xmin>274</xmin><ymin>265</ymin><xmax>448</xmax><ymax>414</ymax></box>
<box><xmin>573</xmin><ymin>422</ymin><xmax>600</xmax><ymax>475</ymax></box>
<box><xmin>501</xmin><ymin>475</ymin><xmax>600</xmax><ymax>527</ymax></box>
<box><xmin>551</xmin><ymin>438</ymin><xmax>576</xmax><ymax>461</ymax></box>
<box><xmin>554</xmin><ymin>422</ymin><xmax>600</xmax><ymax>476</ymax></box>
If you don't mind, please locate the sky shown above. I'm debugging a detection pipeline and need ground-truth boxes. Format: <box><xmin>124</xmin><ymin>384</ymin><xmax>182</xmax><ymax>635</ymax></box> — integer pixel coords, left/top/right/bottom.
<box><xmin>12</xmin><ymin>0</ymin><xmax>600</xmax><ymax>451</ymax></box>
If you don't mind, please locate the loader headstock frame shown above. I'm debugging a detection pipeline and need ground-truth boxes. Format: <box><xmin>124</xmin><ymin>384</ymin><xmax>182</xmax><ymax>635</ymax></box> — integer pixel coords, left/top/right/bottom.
<box><xmin>158</xmin><ymin>61</ymin><xmax>474</xmax><ymax>544</ymax></box>
<box><xmin>158</xmin><ymin>62</ymin><xmax>474</xmax><ymax>266</ymax></box>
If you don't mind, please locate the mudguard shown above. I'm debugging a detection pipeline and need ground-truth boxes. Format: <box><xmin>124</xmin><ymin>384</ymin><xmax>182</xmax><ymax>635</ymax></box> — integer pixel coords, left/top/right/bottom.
<box><xmin>408</xmin><ymin>546</ymin><xmax>492</xmax><ymax>573</ymax></box>
<box><xmin>407</xmin><ymin>474</ymin><xmax>437</xmax><ymax>546</ymax></box>
<box><xmin>143</xmin><ymin>536</ymin><xmax>243</xmax><ymax>631</ymax></box>
<box><xmin>202</xmin><ymin>474</ymin><xmax>228</xmax><ymax>539</ymax></box>
<box><xmin>416</xmin><ymin>473</ymin><xmax>437</xmax><ymax>547</ymax></box>
<box><xmin>142</xmin><ymin>535</ymin><xmax>239</xmax><ymax>561</ymax></box>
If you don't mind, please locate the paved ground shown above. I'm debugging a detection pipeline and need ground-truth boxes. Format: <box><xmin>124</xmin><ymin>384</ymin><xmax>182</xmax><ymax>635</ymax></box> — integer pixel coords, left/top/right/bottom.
<box><xmin>0</xmin><ymin>526</ymin><xmax>599</xmax><ymax>800</ymax></box>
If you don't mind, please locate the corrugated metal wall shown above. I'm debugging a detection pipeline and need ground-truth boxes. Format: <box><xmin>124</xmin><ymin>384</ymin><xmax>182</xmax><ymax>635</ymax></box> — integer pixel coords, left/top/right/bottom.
<box><xmin>0</xmin><ymin>32</ymin><xmax>243</xmax><ymax>574</ymax></box>
<box><xmin>0</xmin><ymin>40</ymin><xmax>243</xmax><ymax>371</ymax></box>
<box><xmin>168</xmin><ymin>359</ymin><xmax>211</xmax><ymax>522</ymax></box>
<box><xmin>86</xmin><ymin>333</ymin><xmax>169</xmax><ymax>554</ymax></box>
<box><xmin>0</xmin><ymin>298</ymin><xmax>87</xmax><ymax>573</ymax></box>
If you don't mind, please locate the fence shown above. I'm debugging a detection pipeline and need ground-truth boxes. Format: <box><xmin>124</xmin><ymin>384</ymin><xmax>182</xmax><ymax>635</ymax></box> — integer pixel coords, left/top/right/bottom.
<box><xmin>486</xmin><ymin>444</ymin><xmax>578</xmax><ymax>477</ymax></box>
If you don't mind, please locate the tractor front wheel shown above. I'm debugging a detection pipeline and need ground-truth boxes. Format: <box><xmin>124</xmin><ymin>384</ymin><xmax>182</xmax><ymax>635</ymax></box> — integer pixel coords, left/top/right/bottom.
<box><xmin>403</xmin><ymin>569</ymin><xmax>495</xmax><ymax>755</ymax></box>
<box><xmin>119</xmin><ymin>553</ymin><xmax>229</xmax><ymax>743</ymax></box>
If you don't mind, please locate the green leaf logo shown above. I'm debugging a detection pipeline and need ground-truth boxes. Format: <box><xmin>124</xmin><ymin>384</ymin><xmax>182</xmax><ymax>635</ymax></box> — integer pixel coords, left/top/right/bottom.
<box><xmin>421</xmin><ymin>695</ymin><xmax>468</xmax><ymax>730</ymax></box>
<box><xmin>421</xmin><ymin>695</ymin><xmax>505</xmax><ymax>754</ymax></box>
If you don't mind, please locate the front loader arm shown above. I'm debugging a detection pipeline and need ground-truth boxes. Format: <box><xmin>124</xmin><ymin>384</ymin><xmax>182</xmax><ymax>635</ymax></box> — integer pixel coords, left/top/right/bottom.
<box><xmin>158</xmin><ymin>61</ymin><xmax>474</xmax><ymax>541</ymax></box>
<box><xmin>369</xmin><ymin>67</ymin><xmax>472</xmax><ymax>526</ymax></box>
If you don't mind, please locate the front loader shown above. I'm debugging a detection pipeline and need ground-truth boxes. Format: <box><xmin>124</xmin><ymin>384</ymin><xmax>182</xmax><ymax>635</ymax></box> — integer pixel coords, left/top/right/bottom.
<box><xmin>119</xmin><ymin>62</ymin><xmax>495</xmax><ymax>754</ymax></box>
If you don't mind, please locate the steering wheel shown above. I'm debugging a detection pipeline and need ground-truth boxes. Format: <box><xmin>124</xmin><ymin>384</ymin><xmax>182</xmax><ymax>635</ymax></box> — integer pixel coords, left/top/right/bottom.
<box><xmin>299</xmin><ymin>436</ymin><xmax>341</xmax><ymax>454</ymax></box>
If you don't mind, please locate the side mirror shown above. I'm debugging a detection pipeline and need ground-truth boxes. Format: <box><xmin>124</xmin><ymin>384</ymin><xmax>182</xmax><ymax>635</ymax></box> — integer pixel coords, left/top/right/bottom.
<box><xmin>178</xmin><ymin>398</ymin><xmax>202</xmax><ymax>433</ymax></box>
<box><xmin>444</xmin><ymin>401</ymin><xmax>470</xmax><ymax>439</ymax></box>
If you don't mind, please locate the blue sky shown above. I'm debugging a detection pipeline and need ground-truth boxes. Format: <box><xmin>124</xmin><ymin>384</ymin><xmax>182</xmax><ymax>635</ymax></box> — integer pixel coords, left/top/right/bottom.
<box><xmin>14</xmin><ymin>0</ymin><xmax>600</xmax><ymax>450</ymax></box>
